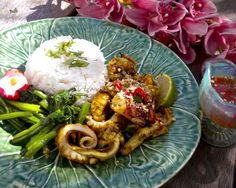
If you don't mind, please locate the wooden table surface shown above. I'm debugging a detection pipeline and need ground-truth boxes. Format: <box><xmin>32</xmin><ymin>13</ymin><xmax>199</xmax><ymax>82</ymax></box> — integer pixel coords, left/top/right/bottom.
<box><xmin>0</xmin><ymin>1</ymin><xmax>235</xmax><ymax>188</ymax></box>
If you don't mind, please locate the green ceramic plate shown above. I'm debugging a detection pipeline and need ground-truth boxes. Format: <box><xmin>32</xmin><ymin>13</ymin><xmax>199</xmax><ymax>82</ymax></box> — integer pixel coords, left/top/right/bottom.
<box><xmin>0</xmin><ymin>17</ymin><xmax>201</xmax><ymax>188</ymax></box>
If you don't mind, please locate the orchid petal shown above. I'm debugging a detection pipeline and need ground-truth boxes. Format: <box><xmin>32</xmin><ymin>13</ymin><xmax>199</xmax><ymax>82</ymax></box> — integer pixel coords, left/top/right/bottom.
<box><xmin>183</xmin><ymin>0</ymin><xmax>192</xmax><ymax>8</ymax></box>
<box><xmin>77</xmin><ymin>4</ymin><xmax>114</xmax><ymax>20</ymax></box>
<box><xmin>167</xmin><ymin>24</ymin><xmax>181</xmax><ymax>33</ymax></box>
<box><xmin>216</xmin><ymin>45</ymin><xmax>229</xmax><ymax>59</ymax></box>
<box><xmin>184</xmin><ymin>0</ymin><xmax>217</xmax><ymax>19</ymax></box>
<box><xmin>148</xmin><ymin>21</ymin><xmax>167</xmax><ymax>36</ymax></box>
<box><xmin>125</xmin><ymin>8</ymin><xmax>149</xmax><ymax>29</ymax></box>
<box><xmin>206</xmin><ymin>16</ymin><xmax>222</xmax><ymax>28</ymax></box>
<box><xmin>204</xmin><ymin>29</ymin><xmax>228</xmax><ymax>56</ymax></box>
<box><xmin>200</xmin><ymin>0</ymin><xmax>217</xmax><ymax>14</ymax></box>
<box><xmin>194</xmin><ymin>12</ymin><xmax>219</xmax><ymax>21</ymax></box>
<box><xmin>132</xmin><ymin>0</ymin><xmax>157</xmax><ymax>11</ymax></box>
<box><xmin>177</xmin><ymin>46</ymin><xmax>196</xmax><ymax>64</ymax></box>
<box><xmin>72</xmin><ymin>0</ymin><xmax>89</xmax><ymax>8</ymax></box>
<box><xmin>110</xmin><ymin>0</ymin><xmax>124</xmax><ymax>22</ymax></box>
<box><xmin>224</xmin><ymin>34</ymin><xmax>236</xmax><ymax>49</ymax></box>
<box><xmin>154</xmin><ymin>31</ymin><xmax>175</xmax><ymax>45</ymax></box>
<box><xmin>218</xmin><ymin>22</ymin><xmax>236</xmax><ymax>35</ymax></box>
<box><xmin>182</xmin><ymin>17</ymin><xmax>208</xmax><ymax>36</ymax></box>
<box><xmin>173</xmin><ymin>23</ymin><xmax>189</xmax><ymax>54</ymax></box>
<box><xmin>156</xmin><ymin>1</ymin><xmax>187</xmax><ymax>25</ymax></box>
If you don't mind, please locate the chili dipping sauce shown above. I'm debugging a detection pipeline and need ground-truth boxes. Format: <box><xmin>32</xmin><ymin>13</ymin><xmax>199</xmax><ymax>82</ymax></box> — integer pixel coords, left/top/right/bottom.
<box><xmin>211</xmin><ymin>76</ymin><xmax>236</xmax><ymax>105</ymax></box>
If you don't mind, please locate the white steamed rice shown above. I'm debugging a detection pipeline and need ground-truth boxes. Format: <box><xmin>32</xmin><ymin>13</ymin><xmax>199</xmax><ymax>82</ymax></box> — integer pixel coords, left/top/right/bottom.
<box><xmin>24</xmin><ymin>36</ymin><xmax>107</xmax><ymax>104</ymax></box>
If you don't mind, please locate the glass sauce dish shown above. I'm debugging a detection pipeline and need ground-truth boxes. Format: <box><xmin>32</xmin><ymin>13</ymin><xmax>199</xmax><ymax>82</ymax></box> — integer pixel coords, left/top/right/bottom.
<box><xmin>199</xmin><ymin>58</ymin><xmax>236</xmax><ymax>147</ymax></box>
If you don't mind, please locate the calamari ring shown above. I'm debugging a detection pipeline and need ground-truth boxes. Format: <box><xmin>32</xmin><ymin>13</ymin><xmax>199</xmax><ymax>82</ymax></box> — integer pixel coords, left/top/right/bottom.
<box><xmin>55</xmin><ymin>123</ymin><xmax>97</xmax><ymax>164</ymax></box>
<box><xmin>86</xmin><ymin>113</ymin><xmax>123</xmax><ymax>131</ymax></box>
<box><xmin>56</xmin><ymin>123</ymin><xmax>122</xmax><ymax>164</ymax></box>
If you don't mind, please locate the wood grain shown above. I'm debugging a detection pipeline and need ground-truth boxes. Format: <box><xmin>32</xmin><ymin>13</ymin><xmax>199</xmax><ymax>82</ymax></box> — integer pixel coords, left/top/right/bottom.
<box><xmin>163</xmin><ymin>141</ymin><xmax>236</xmax><ymax>188</ymax></box>
<box><xmin>0</xmin><ymin>0</ymin><xmax>75</xmax><ymax>31</ymax></box>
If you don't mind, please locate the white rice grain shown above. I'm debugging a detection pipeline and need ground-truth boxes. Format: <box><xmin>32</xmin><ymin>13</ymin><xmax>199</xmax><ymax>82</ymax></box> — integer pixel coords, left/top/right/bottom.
<box><xmin>24</xmin><ymin>36</ymin><xmax>107</xmax><ymax>104</ymax></box>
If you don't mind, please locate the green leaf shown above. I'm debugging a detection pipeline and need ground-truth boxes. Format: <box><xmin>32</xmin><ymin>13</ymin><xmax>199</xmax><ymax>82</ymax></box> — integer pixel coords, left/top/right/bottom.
<box><xmin>0</xmin><ymin>128</ymin><xmax>21</xmax><ymax>153</ymax></box>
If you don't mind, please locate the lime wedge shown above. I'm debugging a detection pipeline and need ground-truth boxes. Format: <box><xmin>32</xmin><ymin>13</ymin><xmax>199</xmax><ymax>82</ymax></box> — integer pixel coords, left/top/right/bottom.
<box><xmin>155</xmin><ymin>74</ymin><xmax>177</xmax><ymax>108</ymax></box>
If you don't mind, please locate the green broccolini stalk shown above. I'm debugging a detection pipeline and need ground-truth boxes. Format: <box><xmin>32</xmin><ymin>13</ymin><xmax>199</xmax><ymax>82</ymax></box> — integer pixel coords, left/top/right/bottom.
<box><xmin>0</xmin><ymin>106</ymin><xmax>26</xmax><ymax>131</ymax></box>
<box><xmin>0</xmin><ymin>111</ymin><xmax>33</xmax><ymax>120</ymax></box>
<box><xmin>11</xmin><ymin>109</ymin><xmax>64</xmax><ymax>144</ymax></box>
<box><xmin>0</xmin><ymin>98</ymin><xmax>41</xmax><ymax>127</ymax></box>
<box><xmin>23</xmin><ymin>127</ymin><xmax>58</xmax><ymax>158</ymax></box>
<box><xmin>11</xmin><ymin>122</ymin><xmax>41</xmax><ymax>144</ymax></box>
<box><xmin>21</xmin><ymin>115</ymin><xmax>40</xmax><ymax>124</ymax></box>
<box><xmin>17</xmin><ymin>90</ymin><xmax>82</xmax><ymax>158</ymax></box>
<box><xmin>33</xmin><ymin>90</ymin><xmax>48</xmax><ymax>100</ymax></box>
<box><xmin>39</xmin><ymin>99</ymin><xmax>49</xmax><ymax>110</ymax></box>
<box><xmin>1</xmin><ymin>87</ymin><xmax>89</xmax><ymax>158</ymax></box>
<box><xmin>5</xmin><ymin>100</ymin><xmax>41</xmax><ymax>113</ymax></box>
<box><xmin>77</xmin><ymin>101</ymin><xmax>90</xmax><ymax>124</ymax></box>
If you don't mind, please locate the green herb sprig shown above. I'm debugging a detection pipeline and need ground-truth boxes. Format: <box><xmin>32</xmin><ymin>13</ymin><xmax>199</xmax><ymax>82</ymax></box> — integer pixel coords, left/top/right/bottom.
<box><xmin>46</xmin><ymin>40</ymin><xmax>89</xmax><ymax>68</ymax></box>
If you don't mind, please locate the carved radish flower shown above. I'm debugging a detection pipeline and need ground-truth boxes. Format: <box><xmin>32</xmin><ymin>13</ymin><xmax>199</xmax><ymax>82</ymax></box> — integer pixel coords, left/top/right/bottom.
<box><xmin>0</xmin><ymin>69</ymin><xmax>29</xmax><ymax>100</ymax></box>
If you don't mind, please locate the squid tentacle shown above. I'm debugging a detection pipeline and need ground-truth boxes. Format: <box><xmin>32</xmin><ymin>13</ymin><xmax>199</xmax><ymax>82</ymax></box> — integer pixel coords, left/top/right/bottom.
<box><xmin>75</xmin><ymin>136</ymin><xmax>121</xmax><ymax>161</ymax></box>
<box><xmin>56</xmin><ymin>123</ymin><xmax>97</xmax><ymax>164</ymax></box>
<box><xmin>56</xmin><ymin>123</ymin><xmax>122</xmax><ymax>164</ymax></box>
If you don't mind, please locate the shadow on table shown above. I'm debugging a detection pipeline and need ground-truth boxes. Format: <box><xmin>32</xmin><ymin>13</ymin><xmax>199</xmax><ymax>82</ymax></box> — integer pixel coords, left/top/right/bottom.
<box><xmin>26</xmin><ymin>0</ymin><xmax>75</xmax><ymax>22</ymax></box>
<box><xmin>163</xmin><ymin>140</ymin><xmax>236</xmax><ymax>187</ymax></box>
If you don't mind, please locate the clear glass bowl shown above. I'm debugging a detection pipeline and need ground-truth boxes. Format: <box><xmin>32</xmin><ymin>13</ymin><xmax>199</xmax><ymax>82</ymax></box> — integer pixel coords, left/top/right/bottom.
<box><xmin>199</xmin><ymin>58</ymin><xmax>236</xmax><ymax>147</ymax></box>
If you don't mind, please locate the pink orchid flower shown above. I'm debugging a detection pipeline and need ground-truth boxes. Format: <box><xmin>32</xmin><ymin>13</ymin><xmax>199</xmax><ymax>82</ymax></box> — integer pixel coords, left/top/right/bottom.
<box><xmin>156</xmin><ymin>1</ymin><xmax>187</xmax><ymax>26</ymax></box>
<box><xmin>181</xmin><ymin>17</ymin><xmax>208</xmax><ymax>36</ymax></box>
<box><xmin>177</xmin><ymin>46</ymin><xmax>196</xmax><ymax>64</ymax></box>
<box><xmin>204</xmin><ymin>19</ymin><xmax>236</xmax><ymax>61</ymax></box>
<box><xmin>154</xmin><ymin>31</ymin><xmax>174</xmax><ymax>46</ymax></box>
<box><xmin>131</xmin><ymin>0</ymin><xmax>156</xmax><ymax>11</ymax></box>
<box><xmin>154</xmin><ymin>28</ymin><xmax>196</xmax><ymax>64</ymax></box>
<box><xmin>125</xmin><ymin>0</ymin><xmax>187</xmax><ymax>36</ymax></box>
<box><xmin>183</xmin><ymin>0</ymin><xmax>218</xmax><ymax>20</ymax></box>
<box><xmin>171</xmin><ymin>22</ymin><xmax>198</xmax><ymax>64</ymax></box>
<box><xmin>173</xmin><ymin>24</ymin><xmax>189</xmax><ymax>54</ymax></box>
<box><xmin>72</xmin><ymin>0</ymin><xmax>124</xmax><ymax>22</ymax></box>
<box><xmin>180</xmin><ymin>16</ymin><xmax>208</xmax><ymax>45</ymax></box>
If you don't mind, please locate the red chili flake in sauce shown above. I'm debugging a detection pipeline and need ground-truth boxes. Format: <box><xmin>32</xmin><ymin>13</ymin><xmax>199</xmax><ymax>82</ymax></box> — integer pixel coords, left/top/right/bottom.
<box><xmin>211</xmin><ymin>76</ymin><xmax>236</xmax><ymax>105</ymax></box>
<box><xmin>113</xmin><ymin>79</ymin><xmax>131</xmax><ymax>96</ymax></box>
<box><xmin>114</xmin><ymin>79</ymin><xmax>122</xmax><ymax>90</ymax></box>
<box><xmin>113</xmin><ymin>79</ymin><xmax>147</xmax><ymax>103</ymax></box>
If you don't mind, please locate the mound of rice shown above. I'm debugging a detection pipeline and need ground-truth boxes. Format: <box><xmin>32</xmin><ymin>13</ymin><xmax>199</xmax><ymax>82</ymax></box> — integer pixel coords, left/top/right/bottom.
<box><xmin>24</xmin><ymin>36</ymin><xmax>107</xmax><ymax>104</ymax></box>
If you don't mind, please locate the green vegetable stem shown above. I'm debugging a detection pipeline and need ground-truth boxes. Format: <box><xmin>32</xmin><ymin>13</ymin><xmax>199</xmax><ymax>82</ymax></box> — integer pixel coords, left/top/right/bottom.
<box><xmin>11</xmin><ymin>122</ymin><xmax>41</xmax><ymax>144</ymax></box>
<box><xmin>39</xmin><ymin>99</ymin><xmax>49</xmax><ymax>110</ymax></box>
<box><xmin>24</xmin><ymin>127</ymin><xmax>58</xmax><ymax>158</ymax></box>
<box><xmin>1</xmin><ymin>87</ymin><xmax>91</xmax><ymax>158</ymax></box>
<box><xmin>5</xmin><ymin>100</ymin><xmax>41</xmax><ymax>113</ymax></box>
<box><xmin>21</xmin><ymin>115</ymin><xmax>40</xmax><ymax>124</ymax></box>
<box><xmin>33</xmin><ymin>90</ymin><xmax>48</xmax><ymax>100</ymax></box>
<box><xmin>77</xmin><ymin>101</ymin><xmax>90</xmax><ymax>124</ymax></box>
<box><xmin>0</xmin><ymin>100</ymin><xmax>26</xmax><ymax>131</ymax></box>
<box><xmin>0</xmin><ymin>111</ymin><xmax>32</xmax><ymax>120</ymax></box>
